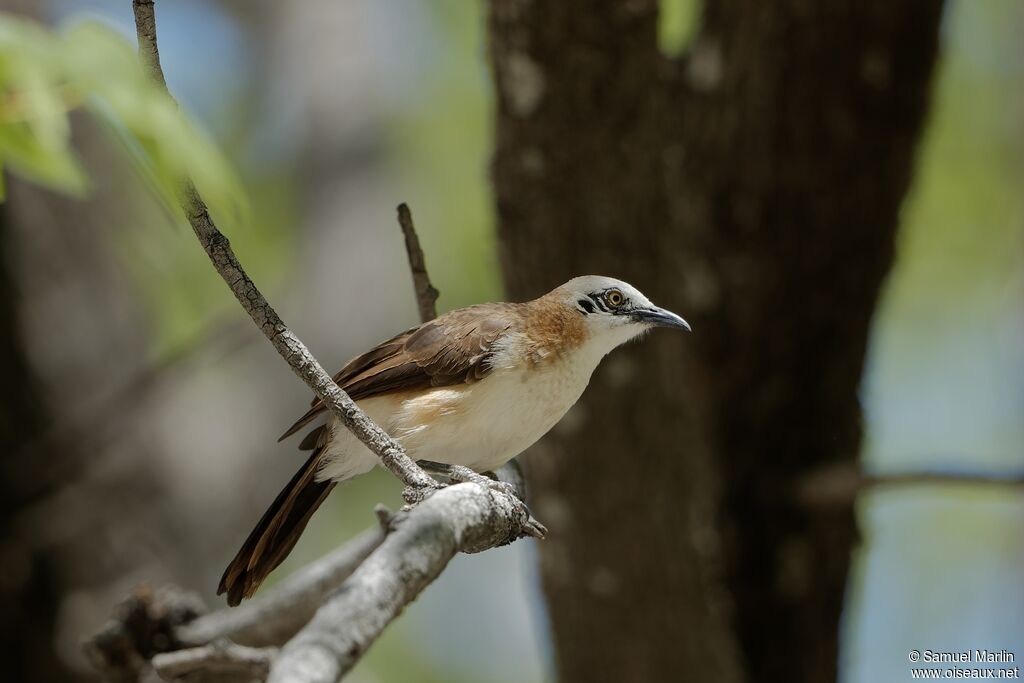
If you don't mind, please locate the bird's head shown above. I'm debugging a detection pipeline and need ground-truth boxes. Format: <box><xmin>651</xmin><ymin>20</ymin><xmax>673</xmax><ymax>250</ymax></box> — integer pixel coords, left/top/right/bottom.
<box><xmin>553</xmin><ymin>275</ymin><xmax>690</xmax><ymax>351</ymax></box>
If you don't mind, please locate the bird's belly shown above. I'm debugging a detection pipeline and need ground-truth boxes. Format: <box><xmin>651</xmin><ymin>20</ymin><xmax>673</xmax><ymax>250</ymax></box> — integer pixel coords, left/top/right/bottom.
<box><xmin>315</xmin><ymin>363</ymin><xmax>593</xmax><ymax>483</ymax></box>
<box><xmin>393</xmin><ymin>365</ymin><xmax>590</xmax><ymax>472</ymax></box>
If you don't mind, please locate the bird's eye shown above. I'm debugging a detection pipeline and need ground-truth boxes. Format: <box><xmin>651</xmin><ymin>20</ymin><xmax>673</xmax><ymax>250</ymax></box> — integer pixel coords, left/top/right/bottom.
<box><xmin>606</xmin><ymin>289</ymin><xmax>625</xmax><ymax>307</ymax></box>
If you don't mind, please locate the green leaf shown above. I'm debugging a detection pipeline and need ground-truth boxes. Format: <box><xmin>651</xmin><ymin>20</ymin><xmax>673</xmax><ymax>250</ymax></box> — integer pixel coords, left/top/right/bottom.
<box><xmin>0</xmin><ymin>13</ymin><xmax>248</xmax><ymax>219</ymax></box>
<box><xmin>0</xmin><ymin>120</ymin><xmax>87</xmax><ymax>194</ymax></box>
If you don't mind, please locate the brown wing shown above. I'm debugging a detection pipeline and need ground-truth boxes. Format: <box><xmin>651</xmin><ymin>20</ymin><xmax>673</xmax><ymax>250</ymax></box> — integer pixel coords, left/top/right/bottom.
<box><xmin>278</xmin><ymin>302</ymin><xmax>522</xmax><ymax>442</ymax></box>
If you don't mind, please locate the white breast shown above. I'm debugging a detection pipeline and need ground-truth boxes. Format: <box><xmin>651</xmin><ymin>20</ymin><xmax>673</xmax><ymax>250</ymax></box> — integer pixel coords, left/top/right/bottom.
<box><xmin>315</xmin><ymin>335</ymin><xmax>609</xmax><ymax>482</ymax></box>
<box><xmin>396</xmin><ymin>361</ymin><xmax>590</xmax><ymax>471</ymax></box>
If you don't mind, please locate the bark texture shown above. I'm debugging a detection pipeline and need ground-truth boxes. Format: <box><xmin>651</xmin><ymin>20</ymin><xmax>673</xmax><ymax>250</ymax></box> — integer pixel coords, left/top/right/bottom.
<box><xmin>268</xmin><ymin>481</ymin><xmax>539</xmax><ymax>683</ymax></box>
<box><xmin>488</xmin><ymin>2</ymin><xmax>943</xmax><ymax>681</ymax></box>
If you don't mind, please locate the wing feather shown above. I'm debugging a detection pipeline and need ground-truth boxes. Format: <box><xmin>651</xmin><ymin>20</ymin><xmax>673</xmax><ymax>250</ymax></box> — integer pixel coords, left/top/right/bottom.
<box><xmin>277</xmin><ymin>303</ymin><xmax>521</xmax><ymax>442</ymax></box>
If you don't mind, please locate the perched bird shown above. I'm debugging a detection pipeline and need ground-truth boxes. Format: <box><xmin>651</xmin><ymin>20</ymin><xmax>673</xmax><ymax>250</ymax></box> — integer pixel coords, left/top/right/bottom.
<box><xmin>219</xmin><ymin>275</ymin><xmax>690</xmax><ymax>605</ymax></box>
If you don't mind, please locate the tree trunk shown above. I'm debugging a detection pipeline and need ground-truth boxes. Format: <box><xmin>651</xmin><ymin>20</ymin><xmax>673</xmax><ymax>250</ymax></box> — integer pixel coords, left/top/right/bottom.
<box><xmin>0</xmin><ymin>204</ymin><xmax>79</xmax><ymax>681</ymax></box>
<box><xmin>488</xmin><ymin>2</ymin><xmax>942</xmax><ymax>681</ymax></box>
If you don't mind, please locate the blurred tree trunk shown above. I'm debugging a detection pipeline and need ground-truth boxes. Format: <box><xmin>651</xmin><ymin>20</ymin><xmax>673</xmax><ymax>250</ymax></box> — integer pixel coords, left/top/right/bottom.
<box><xmin>0</xmin><ymin>206</ymin><xmax>78</xmax><ymax>682</ymax></box>
<box><xmin>1</xmin><ymin>145</ymin><xmax>172</xmax><ymax>679</ymax></box>
<box><xmin>0</xmin><ymin>1</ymin><xmax>75</xmax><ymax>676</ymax></box>
<box><xmin>488</xmin><ymin>2</ymin><xmax>942</xmax><ymax>681</ymax></box>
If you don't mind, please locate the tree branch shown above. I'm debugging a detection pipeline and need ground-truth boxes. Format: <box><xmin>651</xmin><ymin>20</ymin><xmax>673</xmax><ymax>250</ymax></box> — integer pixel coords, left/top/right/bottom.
<box><xmin>175</xmin><ymin>527</ymin><xmax>386</xmax><ymax>648</ymax></box>
<box><xmin>396</xmin><ymin>203</ymin><xmax>439</xmax><ymax>322</ymax></box>
<box><xmin>129</xmin><ymin>0</ymin><xmax>437</xmax><ymax>494</ymax></box>
<box><xmin>152</xmin><ymin>641</ymin><xmax>276</xmax><ymax>680</ymax></box>
<box><xmin>796</xmin><ymin>462</ymin><xmax>1024</xmax><ymax>508</ymax></box>
<box><xmin>267</xmin><ymin>483</ymin><xmax>538</xmax><ymax>683</ymax></box>
<box><xmin>131</xmin><ymin>0</ymin><xmax>166</xmax><ymax>88</ymax></box>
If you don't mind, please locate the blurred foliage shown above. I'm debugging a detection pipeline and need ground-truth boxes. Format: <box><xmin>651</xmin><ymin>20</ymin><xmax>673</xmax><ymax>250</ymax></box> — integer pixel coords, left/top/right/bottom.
<box><xmin>0</xmin><ymin>10</ymin><xmax>295</xmax><ymax>357</ymax></box>
<box><xmin>113</xmin><ymin>167</ymin><xmax>293</xmax><ymax>357</ymax></box>
<box><xmin>850</xmin><ymin>2</ymin><xmax>1024</xmax><ymax>681</ymax></box>
<box><xmin>385</xmin><ymin>3</ymin><xmax>502</xmax><ymax>310</ymax></box>
<box><xmin>0</xmin><ymin>13</ymin><xmax>246</xmax><ymax>221</ymax></box>
<box><xmin>864</xmin><ymin>0</ymin><xmax>1024</xmax><ymax>468</ymax></box>
<box><xmin>883</xmin><ymin>2</ymin><xmax>1023</xmax><ymax>320</ymax></box>
<box><xmin>657</xmin><ymin>0</ymin><xmax>700</xmax><ymax>57</ymax></box>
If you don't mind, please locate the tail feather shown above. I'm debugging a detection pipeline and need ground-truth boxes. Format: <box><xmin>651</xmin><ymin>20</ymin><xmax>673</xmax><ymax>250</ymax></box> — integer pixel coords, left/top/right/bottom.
<box><xmin>219</xmin><ymin>448</ymin><xmax>335</xmax><ymax>606</ymax></box>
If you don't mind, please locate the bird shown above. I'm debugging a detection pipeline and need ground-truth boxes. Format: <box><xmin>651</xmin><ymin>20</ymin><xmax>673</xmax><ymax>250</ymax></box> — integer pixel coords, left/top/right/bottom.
<box><xmin>218</xmin><ymin>275</ymin><xmax>690</xmax><ymax>605</ymax></box>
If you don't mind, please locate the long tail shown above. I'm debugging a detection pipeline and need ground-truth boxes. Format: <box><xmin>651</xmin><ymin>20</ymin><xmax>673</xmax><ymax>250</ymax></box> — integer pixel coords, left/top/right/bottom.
<box><xmin>218</xmin><ymin>448</ymin><xmax>335</xmax><ymax>606</ymax></box>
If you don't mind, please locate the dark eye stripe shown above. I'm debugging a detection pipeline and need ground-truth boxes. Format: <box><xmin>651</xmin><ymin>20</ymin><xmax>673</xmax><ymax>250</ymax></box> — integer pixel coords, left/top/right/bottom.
<box><xmin>588</xmin><ymin>293</ymin><xmax>609</xmax><ymax>312</ymax></box>
<box><xmin>577</xmin><ymin>298</ymin><xmax>595</xmax><ymax>314</ymax></box>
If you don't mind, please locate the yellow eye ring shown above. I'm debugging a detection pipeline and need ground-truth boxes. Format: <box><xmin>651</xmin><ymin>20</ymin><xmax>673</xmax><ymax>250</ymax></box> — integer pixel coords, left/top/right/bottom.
<box><xmin>606</xmin><ymin>290</ymin><xmax>625</xmax><ymax>307</ymax></box>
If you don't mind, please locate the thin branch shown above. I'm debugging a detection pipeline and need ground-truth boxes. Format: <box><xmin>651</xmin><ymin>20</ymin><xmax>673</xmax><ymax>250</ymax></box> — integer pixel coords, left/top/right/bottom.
<box><xmin>176</xmin><ymin>526</ymin><xmax>386</xmax><ymax>648</ymax></box>
<box><xmin>131</xmin><ymin>0</ymin><xmax>166</xmax><ymax>88</ymax></box>
<box><xmin>396</xmin><ymin>203</ymin><xmax>439</xmax><ymax>322</ymax></box>
<box><xmin>796</xmin><ymin>462</ymin><xmax>1024</xmax><ymax>508</ymax></box>
<box><xmin>267</xmin><ymin>483</ymin><xmax>538</xmax><ymax>683</ymax></box>
<box><xmin>130</xmin><ymin>0</ymin><xmax>436</xmax><ymax>493</ymax></box>
<box><xmin>152</xmin><ymin>641</ymin><xmax>276</xmax><ymax>680</ymax></box>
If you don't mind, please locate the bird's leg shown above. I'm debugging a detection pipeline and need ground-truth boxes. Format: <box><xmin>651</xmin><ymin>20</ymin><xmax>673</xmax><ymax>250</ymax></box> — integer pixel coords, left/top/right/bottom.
<box><xmin>416</xmin><ymin>460</ymin><xmax>505</xmax><ymax>490</ymax></box>
<box><xmin>421</xmin><ymin>462</ymin><xmax>519</xmax><ymax>498</ymax></box>
<box><xmin>415</xmin><ymin>459</ymin><xmax>459</xmax><ymax>484</ymax></box>
<box><xmin>414</xmin><ymin>461</ymin><xmax>546</xmax><ymax>538</ymax></box>
<box><xmin>450</xmin><ymin>465</ymin><xmax>522</xmax><ymax>499</ymax></box>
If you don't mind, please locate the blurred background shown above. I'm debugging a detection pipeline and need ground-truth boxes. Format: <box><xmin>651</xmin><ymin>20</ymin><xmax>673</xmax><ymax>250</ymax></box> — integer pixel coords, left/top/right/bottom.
<box><xmin>0</xmin><ymin>1</ymin><xmax>1021</xmax><ymax>682</ymax></box>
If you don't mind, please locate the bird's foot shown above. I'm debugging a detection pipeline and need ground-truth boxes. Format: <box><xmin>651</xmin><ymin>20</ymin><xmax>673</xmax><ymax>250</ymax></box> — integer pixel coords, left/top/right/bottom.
<box><xmin>417</xmin><ymin>460</ymin><xmax>516</xmax><ymax>495</ymax></box>
<box><xmin>445</xmin><ymin>466</ymin><xmax>546</xmax><ymax>539</ymax></box>
<box><xmin>444</xmin><ymin>464</ymin><xmax>519</xmax><ymax>498</ymax></box>
<box><xmin>412</xmin><ymin>461</ymin><xmax>546</xmax><ymax>538</ymax></box>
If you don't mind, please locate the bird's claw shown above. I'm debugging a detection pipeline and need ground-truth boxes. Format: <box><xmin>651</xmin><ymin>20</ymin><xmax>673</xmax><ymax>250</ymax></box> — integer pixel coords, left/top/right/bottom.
<box><xmin>518</xmin><ymin>506</ymin><xmax>548</xmax><ymax>540</ymax></box>
<box><xmin>443</xmin><ymin>465</ymin><xmax>521</xmax><ymax>498</ymax></box>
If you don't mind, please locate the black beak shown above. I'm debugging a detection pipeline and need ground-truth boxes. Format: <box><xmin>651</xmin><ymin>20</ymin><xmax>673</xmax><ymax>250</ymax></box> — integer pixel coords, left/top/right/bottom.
<box><xmin>631</xmin><ymin>307</ymin><xmax>692</xmax><ymax>332</ymax></box>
